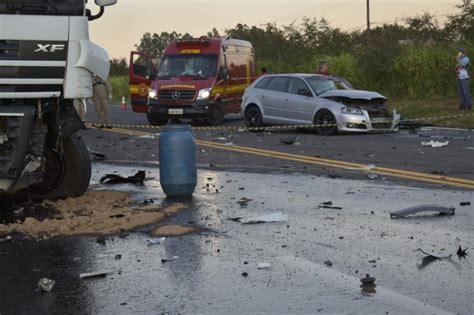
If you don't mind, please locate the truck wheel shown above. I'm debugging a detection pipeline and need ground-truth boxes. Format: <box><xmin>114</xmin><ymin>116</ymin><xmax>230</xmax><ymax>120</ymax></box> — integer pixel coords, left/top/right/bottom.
<box><xmin>31</xmin><ymin>135</ymin><xmax>91</xmax><ymax>200</ymax></box>
<box><xmin>206</xmin><ymin>103</ymin><xmax>225</xmax><ymax>126</ymax></box>
<box><xmin>147</xmin><ymin>112</ymin><xmax>168</xmax><ymax>126</ymax></box>
<box><xmin>314</xmin><ymin>109</ymin><xmax>338</xmax><ymax>136</ymax></box>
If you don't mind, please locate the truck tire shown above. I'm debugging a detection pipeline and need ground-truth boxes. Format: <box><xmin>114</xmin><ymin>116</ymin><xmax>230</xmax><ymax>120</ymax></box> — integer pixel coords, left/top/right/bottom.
<box><xmin>31</xmin><ymin>135</ymin><xmax>91</xmax><ymax>200</ymax></box>
<box><xmin>206</xmin><ymin>103</ymin><xmax>225</xmax><ymax>126</ymax></box>
<box><xmin>147</xmin><ymin>112</ymin><xmax>168</xmax><ymax>126</ymax></box>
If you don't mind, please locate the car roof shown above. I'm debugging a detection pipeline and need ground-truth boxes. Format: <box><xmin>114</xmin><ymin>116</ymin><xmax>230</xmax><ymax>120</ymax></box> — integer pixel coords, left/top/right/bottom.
<box><xmin>260</xmin><ymin>73</ymin><xmax>342</xmax><ymax>80</ymax></box>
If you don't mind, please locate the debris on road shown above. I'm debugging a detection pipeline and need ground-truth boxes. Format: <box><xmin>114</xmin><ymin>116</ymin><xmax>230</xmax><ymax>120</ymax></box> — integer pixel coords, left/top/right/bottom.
<box><xmin>80</xmin><ymin>270</ymin><xmax>113</xmax><ymax>279</ymax></box>
<box><xmin>237</xmin><ymin>197</ymin><xmax>253</xmax><ymax>206</ymax></box>
<box><xmin>238</xmin><ymin>212</ymin><xmax>288</xmax><ymax>224</ymax></box>
<box><xmin>457</xmin><ymin>246</ymin><xmax>468</xmax><ymax>258</ymax></box>
<box><xmin>390</xmin><ymin>205</ymin><xmax>455</xmax><ymax>219</ymax></box>
<box><xmin>257</xmin><ymin>262</ymin><xmax>272</xmax><ymax>269</ymax></box>
<box><xmin>90</xmin><ymin>150</ymin><xmax>108</xmax><ymax>161</ymax></box>
<box><xmin>360</xmin><ymin>274</ymin><xmax>377</xmax><ymax>294</ymax></box>
<box><xmin>115</xmin><ymin>254</ymin><xmax>122</xmax><ymax>260</ymax></box>
<box><xmin>460</xmin><ymin>202</ymin><xmax>471</xmax><ymax>206</ymax></box>
<box><xmin>324</xmin><ymin>260</ymin><xmax>333</xmax><ymax>267</ymax></box>
<box><xmin>0</xmin><ymin>235</ymin><xmax>12</xmax><ymax>242</ymax></box>
<box><xmin>150</xmin><ymin>225</ymin><xmax>201</xmax><ymax>237</ymax></box>
<box><xmin>147</xmin><ymin>237</ymin><xmax>166</xmax><ymax>246</ymax></box>
<box><xmin>100</xmin><ymin>170</ymin><xmax>146</xmax><ymax>185</ymax></box>
<box><xmin>161</xmin><ymin>256</ymin><xmax>179</xmax><ymax>263</ymax></box>
<box><xmin>367</xmin><ymin>173</ymin><xmax>379</xmax><ymax>180</ymax></box>
<box><xmin>280</xmin><ymin>135</ymin><xmax>299</xmax><ymax>145</ymax></box>
<box><xmin>37</xmin><ymin>278</ymin><xmax>55</xmax><ymax>292</ymax></box>
<box><xmin>318</xmin><ymin>201</ymin><xmax>343</xmax><ymax>210</ymax></box>
<box><xmin>417</xmin><ymin>247</ymin><xmax>454</xmax><ymax>259</ymax></box>
<box><xmin>241</xmin><ymin>272</ymin><xmax>248</xmax><ymax>277</ymax></box>
<box><xmin>421</xmin><ymin>140</ymin><xmax>449</xmax><ymax>148</ymax></box>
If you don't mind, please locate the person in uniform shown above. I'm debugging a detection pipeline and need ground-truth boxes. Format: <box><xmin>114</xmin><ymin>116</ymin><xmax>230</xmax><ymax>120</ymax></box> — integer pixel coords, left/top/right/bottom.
<box><xmin>92</xmin><ymin>75</ymin><xmax>113</xmax><ymax>128</ymax></box>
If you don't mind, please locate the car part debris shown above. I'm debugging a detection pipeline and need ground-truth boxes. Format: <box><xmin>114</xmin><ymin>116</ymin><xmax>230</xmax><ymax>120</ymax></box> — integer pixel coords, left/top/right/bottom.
<box><xmin>421</xmin><ymin>140</ymin><xmax>449</xmax><ymax>148</ymax></box>
<box><xmin>161</xmin><ymin>256</ymin><xmax>179</xmax><ymax>263</ymax></box>
<box><xmin>417</xmin><ymin>247</ymin><xmax>454</xmax><ymax>259</ymax></box>
<box><xmin>257</xmin><ymin>262</ymin><xmax>272</xmax><ymax>269</ymax></box>
<box><xmin>457</xmin><ymin>246</ymin><xmax>468</xmax><ymax>258</ymax></box>
<box><xmin>238</xmin><ymin>212</ymin><xmax>288</xmax><ymax>224</ymax></box>
<box><xmin>143</xmin><ymin>199</ymin><xmax>154</xmax><ymax>205</ymax></box>
<box><xmin>241</xmin><ymin>272</ymin><xmax>248</xmax><ymax>277</ymax></box>
<box><xmin>147</xmin><ymin>237</ymin><xmax>166</xmax><ymax>246</ymax></box>
<box><xmin>115</xmin><ymin>254</ymin><xmax>122</xmax><ymax>260</ymax></box>
<box><xmin>318</xmin><ymin>201</ymin><xmax>343</xmax><ymax>210</ymax></box>
<box><xmin>460</xmin><ymin>202</ymin><xmax>471</xmax><ymax>206</ymax></box>
<box><xmin>237</xmin><ymin>197</ymin><xmax>253</xmax><ymax>206</ymax></box>
<box><xmin>390</xmin><ymin>205</ymin><xmax>455</xmax><ymax>219</ymax></box>
<box><xmin>79</xmin><ymin>270</ymin><xmax>113</xmax><ymax>279</ymax></box>
<box><xmin>360</xmin><ymin>274</ymin><xmax>377</xmax><ymax>294</ymax></box>
<box><xmin>100</xmin><ymin>171</ymin><xmax>146</xmax><ymax>185</ymax></box>
<box><xmin>280</xmin><ymin>135</ymin><xmax>299</xmax><ymax>145</ymax></box>
<box><xmin>38</xmin><ymin>278</ymin><xmax>55</xmax><ymax>292</ymax></box>
<box><xmin>0</xmin><ymin>235</ymin><xmax>12</xmax><ymax>242</ymax></box>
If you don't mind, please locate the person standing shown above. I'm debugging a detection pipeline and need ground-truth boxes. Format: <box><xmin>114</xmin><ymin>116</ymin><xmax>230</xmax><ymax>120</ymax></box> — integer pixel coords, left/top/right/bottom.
<box><xmin>92</xmin><ymin>75</ymin><xmax>113</xmax><ymax>128</ymax></box>
<box><xmin>316</xmin><ymin>61</ymin><xmax>330</xmax><ymax>76</ymax></box>
<box><xmin>457</xmin><ymin>48</ymin><xmax>471</xmax><ymax>111</ymax></box>
<box><xmin>260</xmin><ymin>67</ymin><xmax>268</xmax><ymax>75</ymax></box>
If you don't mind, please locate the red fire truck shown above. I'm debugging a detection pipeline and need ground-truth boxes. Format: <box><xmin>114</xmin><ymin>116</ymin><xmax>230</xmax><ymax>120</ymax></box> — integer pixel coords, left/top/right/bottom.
<box><xmin>129</xmin><ymin>37</ymin><xmax>256</xmax><ymax>125</ymax></box>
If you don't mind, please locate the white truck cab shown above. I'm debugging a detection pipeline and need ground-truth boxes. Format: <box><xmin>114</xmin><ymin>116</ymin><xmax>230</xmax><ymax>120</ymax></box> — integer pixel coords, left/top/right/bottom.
<box><xmin>0</xmin><ymin>0</ymin><xmax>116</xmax><ymax>199</ymax></box>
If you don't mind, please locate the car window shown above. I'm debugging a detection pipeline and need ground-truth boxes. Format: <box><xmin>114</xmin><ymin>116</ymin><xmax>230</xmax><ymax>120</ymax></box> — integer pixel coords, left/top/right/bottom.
<box><xmin>255</xmin><ymin>77</ymin><xmax>271</xmax><ymax>89</ymax></box>
<box><xmin>266</xmin><ymin>77</ymin><xmax>289</xmax><ymax>92</ymax></box>
<box><xmin>288</xmin><ymin>78</ymin><xmax>310</xmax><ymax>95</ymax></box>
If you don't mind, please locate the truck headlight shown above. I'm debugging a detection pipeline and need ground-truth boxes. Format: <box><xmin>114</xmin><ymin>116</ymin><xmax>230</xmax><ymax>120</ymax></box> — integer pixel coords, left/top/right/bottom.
<box><xmin>197</xmin><ymin>88</ymin><xmax>211</xmax><ymax>100</ymax></box>
<box><xmin>341</xmin><ymin>106</ymin><xmax>363</xmax><ymax>115</ymax></box>
<box><xmin>148</xmin><ymin>89</ymin><xmax>158</xmax><ymax>99</ymax></box>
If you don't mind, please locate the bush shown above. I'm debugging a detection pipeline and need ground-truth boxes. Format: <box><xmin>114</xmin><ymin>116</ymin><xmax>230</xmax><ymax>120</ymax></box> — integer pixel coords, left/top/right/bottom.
<box><xmin>108</xmin><ymin>76</ymin><xmax>129</xmax><ymax>103</ymax></box>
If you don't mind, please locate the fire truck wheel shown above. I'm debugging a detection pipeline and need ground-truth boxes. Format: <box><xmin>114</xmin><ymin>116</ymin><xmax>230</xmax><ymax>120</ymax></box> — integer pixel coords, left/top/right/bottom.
<box><xmin>31</xmin><ymin>135</ymin><xmax>91</xmax><ymax>200</ymax></box>
<box><xmin>147</xmin><ymin>113</ymin><xmax>168</xmax><ymax>126</ymax></box>
<box><xmin>206</xmin><ymin>103</ymin><xmax>225</xmax><ymax>126</ymax></box>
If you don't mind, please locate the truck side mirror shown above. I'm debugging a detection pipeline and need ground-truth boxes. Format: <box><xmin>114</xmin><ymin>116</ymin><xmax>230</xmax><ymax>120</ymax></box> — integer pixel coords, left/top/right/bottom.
<box><xmin>95</xmin><ymin>0</ymin><xmax>117</xmax><ymax>6</ymax></box>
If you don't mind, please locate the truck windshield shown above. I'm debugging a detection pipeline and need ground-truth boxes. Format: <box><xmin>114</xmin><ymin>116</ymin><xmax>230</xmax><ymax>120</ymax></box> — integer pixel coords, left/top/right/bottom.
<box><xmin>157</xmin><ymin>54</ymin><xmax>218</xmax><ymax>78</ymax></box>
<box><xmin>0</xmin><ymin>0</ymin><xmax>85</xmax><ymax>16</ymax></box>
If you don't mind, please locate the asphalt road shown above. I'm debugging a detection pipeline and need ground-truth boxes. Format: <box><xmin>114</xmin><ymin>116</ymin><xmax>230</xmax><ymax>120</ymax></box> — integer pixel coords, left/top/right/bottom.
<box><xmin>85</xmin><ymin>105</ymin><xmax>474</xmax><ymax>189</ymax></box>
<box><xmin>1</xmin><ymin>105</ymin><xmax>473</xmax><ymax>314</ymax></box>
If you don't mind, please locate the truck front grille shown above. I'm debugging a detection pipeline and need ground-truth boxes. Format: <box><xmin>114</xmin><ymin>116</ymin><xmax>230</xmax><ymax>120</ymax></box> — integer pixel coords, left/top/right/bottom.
<box><xmin>159</xmin><ymin>90</ymin><xmax>196</xmax><ymax>101</ymax></box>
<box><xmin>0</xmin><ymin>40</ymin><xmax>20</xmax><ymax>60</ymax></box>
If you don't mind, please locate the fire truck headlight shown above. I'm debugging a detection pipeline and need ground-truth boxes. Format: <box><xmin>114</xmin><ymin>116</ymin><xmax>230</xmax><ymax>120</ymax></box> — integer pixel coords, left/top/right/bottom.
<box><xmin>148</xmin><ymin>89</ymin><xmax>158</xmax><ymax>99</ymax></box>
<box><xmin>197</xmin><ymin>88</ymin><xmax>211</xmax><ymax>100</ymax></box>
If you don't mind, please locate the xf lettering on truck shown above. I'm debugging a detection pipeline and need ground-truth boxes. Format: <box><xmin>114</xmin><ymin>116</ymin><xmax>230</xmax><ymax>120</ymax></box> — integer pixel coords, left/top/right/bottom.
<box><xmin>34</xmin><ymin>44</ymin><xmax>65</xmax><ymax>53</ymax></box>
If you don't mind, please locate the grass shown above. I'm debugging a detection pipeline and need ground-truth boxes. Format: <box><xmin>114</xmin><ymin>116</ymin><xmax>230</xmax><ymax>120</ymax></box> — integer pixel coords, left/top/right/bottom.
<box><xmin>108</xmin><ymin>76</ymin><xmax>130</xmax><ymax>104</ymax></box>
<box><xmin>391</xmin><ymin>98</ymin><xmax>474</xmax><ymax>129</ymax></box>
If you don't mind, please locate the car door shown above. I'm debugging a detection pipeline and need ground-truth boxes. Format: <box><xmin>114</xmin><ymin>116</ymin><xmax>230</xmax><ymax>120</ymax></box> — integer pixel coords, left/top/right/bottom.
<box><xmin>280</xmin><ymin>78</ymin><xmax>316</xmax><ymax>123</ymax></box>
<box><xmin>259</xmin><ymin>76</ymin><xmax>290</xmax><ymax>123</ymax></box>
<box><xmin>129</xmin><ymin>51</ymin><xmax>156</xmax><ymax>113</ymax></box>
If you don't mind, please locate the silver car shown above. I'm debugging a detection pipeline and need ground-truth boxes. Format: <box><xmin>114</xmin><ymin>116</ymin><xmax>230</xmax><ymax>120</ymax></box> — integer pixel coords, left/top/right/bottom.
<box><xmin>241</xmin><ymin>74</ymin><xmax>399</xmax><ymax>135</ymax></box>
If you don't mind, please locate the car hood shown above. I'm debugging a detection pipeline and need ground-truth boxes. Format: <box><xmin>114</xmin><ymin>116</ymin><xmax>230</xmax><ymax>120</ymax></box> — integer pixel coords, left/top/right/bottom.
<box><xmin>320</xmin><ymin>89</ymin><xmax>387</xmax><ymax>101</ymax></box>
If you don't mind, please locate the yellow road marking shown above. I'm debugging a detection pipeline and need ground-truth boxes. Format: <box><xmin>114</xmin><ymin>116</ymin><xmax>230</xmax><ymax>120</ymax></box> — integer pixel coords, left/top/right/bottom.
<box><xmin>102</xmin><ymin>127</ymin><xmax>474</xmax><ymax>189</ymax></box>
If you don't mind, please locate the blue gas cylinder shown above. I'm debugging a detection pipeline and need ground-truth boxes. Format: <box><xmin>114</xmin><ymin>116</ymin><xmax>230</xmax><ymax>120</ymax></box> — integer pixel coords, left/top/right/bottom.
<box><xmin>159</xmin><ymin>124</ymin><xmax>197</xmax><ymax>197</ymax></box>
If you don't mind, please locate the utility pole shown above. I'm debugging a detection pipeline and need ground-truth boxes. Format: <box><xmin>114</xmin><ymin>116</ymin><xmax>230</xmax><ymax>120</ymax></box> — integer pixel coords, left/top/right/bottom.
<box><xmin>366</xmin><ymin>0</ymin><xmax>371</xmax><ymax>30</ymax></box>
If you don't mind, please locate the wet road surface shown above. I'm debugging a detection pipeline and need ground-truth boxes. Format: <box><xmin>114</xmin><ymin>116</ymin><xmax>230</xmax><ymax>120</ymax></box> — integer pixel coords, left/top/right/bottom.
<box><xmin>1</xmin><ymin>164</ymin><xmax>472</xmax><ymax>314</ymax></box>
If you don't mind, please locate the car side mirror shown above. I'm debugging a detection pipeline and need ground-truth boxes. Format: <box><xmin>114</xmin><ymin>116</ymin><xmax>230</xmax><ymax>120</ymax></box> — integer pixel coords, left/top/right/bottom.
<box><xmin>219</xmin><ymin>67</ymin><xmax>229</xmax><ymax>80</ymax></box>
<box><xmin>297</xmin><ymin>89</ymin><xmax>312</xmax><ymax>96</ymax></box>
<box><xmin>95</xmin><ymin>0</ymin><xmax>117</xmax><ymax>6</ymax></box>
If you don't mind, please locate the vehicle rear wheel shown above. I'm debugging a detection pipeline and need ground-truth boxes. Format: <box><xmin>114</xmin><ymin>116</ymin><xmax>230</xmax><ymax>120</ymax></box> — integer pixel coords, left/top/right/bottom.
<box><xmin>244</xmin><ymin>106</ymin><xmax>264</xmax><ymax>128</ymax></box>
<box><xmin>314</xmin><ymin>109</ymin><xmax>338</xmax><ymax>136</ymax></box>
<box><xmin>31</xmin><ymin>135</ymin><xmax>91</xmax><ymax>200</ymax></box>
<box><xmin>147</xmin><ymin>112</ymin><xmax>168</xmax><ymax>126</ymax></box>
<box><xmin>206</xmin><ymin>103</ymin><xmax>225</xmax><ymax>126</ymax></box>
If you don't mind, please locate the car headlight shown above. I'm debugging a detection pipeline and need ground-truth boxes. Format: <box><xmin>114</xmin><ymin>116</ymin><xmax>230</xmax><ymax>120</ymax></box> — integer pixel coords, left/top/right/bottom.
<box><xmin>148</xmin><ymin>89</ymin><xmax>157</xmax><ymax>99</ymax></box>
<box><xmin>341</xmin><ymin>106</ymin><xmax>363</xmax><ymax>115</ymax></box>
<box><xmin>197</xmin><ymin>88</ymin><xmax>211</xmax><ymax>100</ymax></box>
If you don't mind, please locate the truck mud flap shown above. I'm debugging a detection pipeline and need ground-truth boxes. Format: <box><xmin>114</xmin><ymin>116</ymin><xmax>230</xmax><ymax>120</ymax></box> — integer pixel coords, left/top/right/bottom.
<box><xmin>0</xmin><ymin>106</ymin><xmax>35</xmax><ymax>180</ymax></box>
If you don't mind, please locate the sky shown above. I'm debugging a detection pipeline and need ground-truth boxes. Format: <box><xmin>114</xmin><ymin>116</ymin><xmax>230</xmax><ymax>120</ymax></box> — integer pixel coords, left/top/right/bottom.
<box><xmin>87</xmin><ymin>0</ymin><xmax>461</xmax><ymax>58</ymax></box>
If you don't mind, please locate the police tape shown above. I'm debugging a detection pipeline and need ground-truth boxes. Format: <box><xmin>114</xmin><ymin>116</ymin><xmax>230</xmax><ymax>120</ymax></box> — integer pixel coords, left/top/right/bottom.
<box><xmin>85</xmin><ymin>112</ymin><xmax>473</xmax><ymax>132</ymax></box>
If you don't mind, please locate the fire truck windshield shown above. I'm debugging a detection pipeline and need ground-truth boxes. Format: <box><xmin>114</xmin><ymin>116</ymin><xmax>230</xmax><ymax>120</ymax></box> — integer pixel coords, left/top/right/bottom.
<box><xmin>157</xmin><ymin>54</ymin><xmax>218</xmax><ymax>78</ymax></box>
<box><xmin>0</xmin><ymin>0</ymin><xmax>85</xmax><ymax>15</ymax></box>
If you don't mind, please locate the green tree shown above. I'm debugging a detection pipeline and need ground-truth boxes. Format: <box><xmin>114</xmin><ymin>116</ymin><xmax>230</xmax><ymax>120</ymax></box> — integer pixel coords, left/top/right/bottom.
<box><xmin>135</xmin><ymin>31</ymin><xmax>192</xmax><ymax>60</ymax></box>
<box><xmin>109</xmin><ymin>57</ymin><xmax>128</xmax><ymax>77</ymax></box>
<box><xmin>445</xmin><ymin>0</ymin><xmax>474</xmax><ymax>41</ymax></box>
